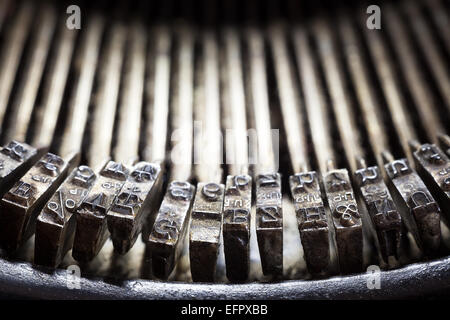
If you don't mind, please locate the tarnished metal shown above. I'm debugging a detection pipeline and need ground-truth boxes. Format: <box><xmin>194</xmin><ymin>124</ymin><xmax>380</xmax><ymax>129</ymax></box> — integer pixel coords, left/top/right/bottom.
<box><xmin>0</xmin><ymin>141</ymin><xmax>45</xmax><ymax>197</ymax></box>
<box><xmin>403</xmin><ymin>1</ymin><xmax>450</xmax><ymax>113</ymax></box>
<box><xmin>246</xmin><ymin>27</ymin><xmax>283</xmax><ymax>279</ymax></box>
<box><xmin>189</xmin><ymin>30</ymin><xmax>224</xmax><ymax>283</ymax></box>
<box><xmin>317</xmin><ymin>16</ymin><xmax>403</xmax><ymax>265</ymax></box>
<box><xmin>293</xmin><ymin>25</ymin><xmax>363</xmax><ymax>274</ymax></box>
<box><xmin>87</xmin><ymin>22</ymin><xmax>126</xmax><ymax>167</ymax></box>
<box><xmin>0</xmin><ymin>0</ymin><xmax>11</xmax><ymax>34</ymax></box>
<box><xmin>338</xmin><ymin>11</ymin><xmax>390</xmax><ymax>169</ymax></box>
<box><xmin>247</xmin><ymin>27</ymin><xmax>277</xmax><ymax>174</ymax></box>
<box><xmin>424</xmin><ymin>0</ymin><xmax>450</xmax><ymax>55</ymax></box>
<box><xmin>223</xmin><ymin>174</ymin><xmax>252</xmax><ymax>282</ymax></box>
<box><xmin>0</xmin><ymin>152</ymin><xmax>76</xmax><ymax>252</ymax></box>
<box><xmin>148</xmin><ymin>181</ymin><xmax>195</xmax><ymax>280</ymax></box>
<box><xmin>271</xmin><ymin>24</ymin><xmax>329</xmax><ymax>276</ymax></box>
<box><xmin>323</xmin><ymin>167</ymin><xmax>363</xmax><ymax>274</ymax></box>
<box><xmin>4</xmin><ymin>4</ymin><xmax>56</xmax><ymax>143</ymax></box>
<box><xmin>59</xmin><ymin>15</ymin><xmax>104</xmax><ymax>157</ymax></box>
<box><xmin>314</xmin><ymin>19</ymin><xmax>363</xmax><ymax>173</ymax></box>
<box><xmin>410</xmin><ymin>142</ymin><xmax>450</xmax><ymax>222</ymax></box>
<box><xmin>0</xmin><ymin>1</ymin><xmax>34</xmax><ymax>129</ymax></box>
<box><xmin>355</xmin><ymin>161</ymin><xmax>402</xmax><ymax>262</ymax></box>
<box><xmin>256</xmin><ymin>173</ymin><xmax>283</xmax><ymax>277</ymax></box>
<box><xmin>289</xmin><ymin>172</ymin><xmax>329</xmax><ymax>275</ymax></box>
<box><xmin>35</xmin><ymin>165</ymin><xmax>96</xmax><ymax>268</ymax></box>
<box><xmin>145</xmin><ymin>26</ymin><xmax>195</xmax><ymax>280</ymax></box>
<box><xmin>383</xmin><ymin>154</ymin><xmax>441</xmax><ymax>255</ymax></box>
<box><xmin>384</xmin><ymin>4</ymin><xmax>443</xmax><ymax>143</ymax></box>
<box><xmin>438</xmin><ymin>134</ymin><xmax>450</xmax><ymax>158</ymax></box>
<box><xmin>144</xmin><ymin>26</ymin><xmax>172</xmax><ymax>164</ymax></box>
<box><xmin>72</xmin><ymin>161</ymin><xmax>129</xmax><ymax>262</ymax></box>
<box><xmin>221</xmin><ymin>28</ymin><xmax>253</xmax><ymax>282</ymax></box>
<box><xmin>189</xmin><ymin>182</ymin><xmax>225</xmax><ymax>282</ymax></box>
<box><xmin>293</xmin><ymin>28</ymin><xmax>335</xmax><ymax>174</ymax></box>
<box><xmin>107</xmin><ymin>162</ymin><xmax>162</xmax><ymax>255</ymax></box>
<box><xmin>361</xmin><ymin>10</ymin><xmax>417</xmax><ymax>163</ymax></box>
<box><xmin>269</xmin><ymin>24</ymin><xmax>308</xmax><ymax>174</ymax></box>
<box><xmin>32</xmin><ymin>21</ymin><xmax>77</xmax><ymax>147</ymax></box>
<box><xmin>113</xmin><ymin>22</ymin><xmax>146</xmax><ymax>163</ymax></box>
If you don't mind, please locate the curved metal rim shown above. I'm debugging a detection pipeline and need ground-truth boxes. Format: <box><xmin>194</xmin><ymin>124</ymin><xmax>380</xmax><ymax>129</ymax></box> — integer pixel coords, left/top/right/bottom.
<box><xmin>0</xmin><ymin>256</ymin><xmax>449</xmax><ymax>299</ymax></box>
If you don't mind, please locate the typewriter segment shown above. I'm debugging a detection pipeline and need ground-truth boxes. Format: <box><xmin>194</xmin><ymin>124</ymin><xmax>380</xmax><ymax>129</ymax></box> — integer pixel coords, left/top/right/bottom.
<box><xmin>0</xmin><ymin>0</ymin><xmax>449</xmax><ymax>291</ymax></box>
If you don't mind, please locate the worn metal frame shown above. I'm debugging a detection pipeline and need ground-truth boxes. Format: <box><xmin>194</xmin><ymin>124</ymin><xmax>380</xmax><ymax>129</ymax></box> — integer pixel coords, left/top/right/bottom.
<box><xmin>0</xmin><ymin>256</ymin><xmax>449</xmax><ymax>299</ymax></box>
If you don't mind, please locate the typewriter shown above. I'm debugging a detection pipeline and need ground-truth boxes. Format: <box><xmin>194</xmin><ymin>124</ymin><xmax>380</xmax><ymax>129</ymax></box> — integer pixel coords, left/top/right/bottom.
<box><xmin>0</xmin><ymin>0</ymin><xmax>449</xmax><ymax>299</ymax></box>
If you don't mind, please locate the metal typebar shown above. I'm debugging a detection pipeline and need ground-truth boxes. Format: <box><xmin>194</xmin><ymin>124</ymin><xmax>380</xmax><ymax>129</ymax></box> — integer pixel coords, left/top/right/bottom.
<box><xmin>72</xmin><ymin>160</ymin><xmax>129</xmax><ymax>262</ymax></box>
<box><xmin>360</xmin><ymin>10</ymin><xmax>417</xmax><ymax>162</ymax></box>
<box><xmin>189</xmin><ymin>31</ymin><xmax>225</xmax><ymax>282</ymax></box>
<box><xmin>222</xmin><ymin>27</ymin><xmax>252</xmax><ymax>282</ymax></box>
<box><xmin>0</xmin><ymin>152</ymin><xmax>78</xmax><ymax>252</ymax></box>
<box><xmin>313</xmin><ymin>19</ymin><xmax>363</xmax><ymax>173</ymax></box>
<box><xmin>409</xmin><ymin>140</ymin><xmax>450</xmax><ymax>224</ymax></box>
<box><xmin>4</xmin><ymin>4</ymin><xmax>56</xmax><ymax>143</ymax></box>
<box><xmin>32</xmin><ymin>20</ymin><xmax>78</xmax><ymax>147</ymax></box>
<box><xmin>0</xmin><ymin>0</ymin><xmax>11</xmax><ymax>33</ymax></box>
<box><xmin>382</xmin><ymin>151</ymin><xmax>441</xmax><ymax>255</ymax></box>
<box><xmin>107</xmin><ymin>23</ymin><xmax>167</xmax><ymax>256</ymax></box>
<box><xmin>107</xmin><ymin>161</ymin><xmax>163</xmax><ymax>254</ymax></box>
<box><xmin>87</xmin><ymin>22</ymin><xmax>126</xmax><ymax>167</ymax></box>
<box><xmin>292</xmin><ymin>28</ymin><xmax>334</xmax><ymax>174</ymax></box>
<box><xmin>248</xmin><ymin>27</ymin><xmax>283</xmax><ymax>278</ymax></box>
<box><xmin>424</xmin><ymin>0</ymin><xmax>450</xmax><ymax>55</ymax></box>
<box><xmin>35</xmin><ymin>165</ymin><xmax>96</xmax><ymax>268</ymax></box>
<box><xmin>320</xmin><ymin>16</ymin><xmax>402</xmax><ymax>264</ymax></box>
<box><xmin>337</xmin><ymin>11</ymin><xmax>389</xmax><ymax>169</ymax></box>
<box><xmin>146</xmin><ymin>27</ymin><xmax>195</xmax><ymax>279</ymax></box>
<box><xmin>439</xmin><ymin>134</ymin><xmax>450</xmax><ymax>158</ymax></box>
<box><xmin>0</xmin><ymin>1</ymin><xmax>34</xmax><ymax>131</ymax></box>
<box><xmin>269</xmin><ymin>24</ymin><xmax>308</xmax><ymax>174</ymax></box>
<box><xmin>294</xmin><ymin>24</ymin><xmax>363</xmax><ymax>274</ymax></box>
<box><xmin>0</xmin><ymin>141</ymin><xmax>47</xmax><ymax>198</ymax></box>
<box><xmin>384</xmin><ymin>3</ymin><xmax>444</xmax><ymax>142</ymax></box>
<box><xmin>59</xmin><ymin>15</ymin><xmax>104</xmax><ymax>157</ymax></box>
<box><xmin>143</xmin><ymin>26</ymin><xmax>172</xmax><ymax>164</ymax></box>
<box><xmin>113</xmin><ymin>22</ymin><xmax>146</xmax><ymax>163</ymax></box>
<box><xmin>270</xmin><ymin>23</ymin><xmax>330</xmax><ymax>275</ymax></box>
<box><xmin>404</xmin><ymin>1</ymin><xmax>450</xmax><ymax>113</ymax></box>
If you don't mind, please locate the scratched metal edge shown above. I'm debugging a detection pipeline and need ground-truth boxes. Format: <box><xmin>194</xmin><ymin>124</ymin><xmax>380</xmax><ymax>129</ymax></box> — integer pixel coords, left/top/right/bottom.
<box><xmin>0</xmin><ymin>256</ymin><xmax>449</xmax><ymax>299</ymax></box>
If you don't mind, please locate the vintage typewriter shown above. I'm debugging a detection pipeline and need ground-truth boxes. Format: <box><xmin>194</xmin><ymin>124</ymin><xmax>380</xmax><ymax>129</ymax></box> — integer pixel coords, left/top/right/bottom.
<box><xmin>0</xmin><ymin>0</ymin><xmax>449</xmax><ymax>299</ymax></box>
